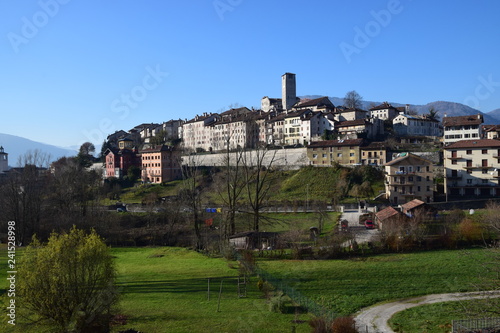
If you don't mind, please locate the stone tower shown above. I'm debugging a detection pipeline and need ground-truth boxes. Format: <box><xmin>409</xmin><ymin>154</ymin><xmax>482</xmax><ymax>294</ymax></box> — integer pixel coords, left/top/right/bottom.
<box><xmin>281</xmin><ymin>72</ymin><xmax>296</xmax><ymax>110</ymax></box>
<box><xmin>0</xmin><ymin>146</ymin><xmax>8</xmax><ymax>173</ymax></box>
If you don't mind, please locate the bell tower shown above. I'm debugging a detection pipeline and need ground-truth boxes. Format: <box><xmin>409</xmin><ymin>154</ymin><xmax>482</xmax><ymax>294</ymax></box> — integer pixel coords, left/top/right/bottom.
<box><xmin>0</xmin><ymin>146</ymin><xmax>8</xmax><ymax>173</ymax></box>
<box><xmin>281</xmin><ymin>72</ymin><xmax>296</xmax><ymax>110</ymax></box>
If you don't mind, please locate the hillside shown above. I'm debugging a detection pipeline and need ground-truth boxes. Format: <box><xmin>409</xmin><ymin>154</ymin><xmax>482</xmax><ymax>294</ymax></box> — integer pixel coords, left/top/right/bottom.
<box><xmin>0</xmin><ymin>133</ymin><xmax>76</xmax><ymax>167</ymax></box>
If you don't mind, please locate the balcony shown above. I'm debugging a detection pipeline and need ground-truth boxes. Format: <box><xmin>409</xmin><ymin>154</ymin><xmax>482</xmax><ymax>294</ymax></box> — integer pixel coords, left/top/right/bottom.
<box><xmin>447</xmin><ymin>154</ymin><xmax>463</xmax><ymax>160</ymax></box>
<box><xmin>463</xmin><ymin>164</ymin><xmax>494</xmax><ymax>170</ymax></box>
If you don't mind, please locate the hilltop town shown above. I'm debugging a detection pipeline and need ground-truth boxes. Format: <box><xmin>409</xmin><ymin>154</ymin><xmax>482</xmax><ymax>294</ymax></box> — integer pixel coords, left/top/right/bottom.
<box><xmin>38</xmin><ymin>72</ymin><xmax>493</xmax><ymax>206</ymax></box>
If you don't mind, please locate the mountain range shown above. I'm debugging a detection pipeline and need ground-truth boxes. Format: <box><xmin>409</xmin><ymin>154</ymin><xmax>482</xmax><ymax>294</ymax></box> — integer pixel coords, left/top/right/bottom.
<box><xmin>2</xmin><ymin>99</ymin><xmax>500</xmax><ymax>167</ymax></box>
<box><xmin>318</xmin><ymin>96</ymin><xmax>500</xmax><ymax>124</ymax></box>
<box><xmin>0</xmin><ymin>133</ymin><xmax>76</xmax><ymax>168</ymax></box>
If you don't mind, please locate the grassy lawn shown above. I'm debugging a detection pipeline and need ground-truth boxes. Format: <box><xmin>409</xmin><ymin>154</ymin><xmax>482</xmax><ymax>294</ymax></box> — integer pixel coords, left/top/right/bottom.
<box><xmin>233</xmin><ymin>212</ymin><xmax>341</xmax><ymax>234</ymax></box>
<box><xmin>1</xmin><ymin>244</ymin><xmax>496</xmax><ymax>332</ymax></box>
<box><xmin>257</xmin><ymin>249</ymin><xmax>495</xmax><ymax>316</ymax></box>
<box><xmin>0</xmin><ymin>245</ymin><xmax>311</xmax><ymax>333</ymax></box>
<box><xmin>388</xmin><ymin>300</ymin><xmax>493</xmax><ymax>333</ymax></box>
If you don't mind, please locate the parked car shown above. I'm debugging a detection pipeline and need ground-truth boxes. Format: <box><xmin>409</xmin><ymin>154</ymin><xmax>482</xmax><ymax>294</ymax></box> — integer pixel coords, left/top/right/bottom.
<box><xmin>116</xmin><ymin>207</ymin><xmax>127</xmax><ymax>213</ymax></box>
<box><xmin>364</xmin><ymin>220</ymin><xmax>375</xmax><ymax>229</ymax></box>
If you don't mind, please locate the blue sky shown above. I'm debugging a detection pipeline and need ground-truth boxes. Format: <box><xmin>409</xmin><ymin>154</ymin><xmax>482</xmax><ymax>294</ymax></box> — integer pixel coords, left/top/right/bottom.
<box><xmin>1</xmin><ymin>0</ymin><xmax>500</xmax><ymax>148</ymax></box>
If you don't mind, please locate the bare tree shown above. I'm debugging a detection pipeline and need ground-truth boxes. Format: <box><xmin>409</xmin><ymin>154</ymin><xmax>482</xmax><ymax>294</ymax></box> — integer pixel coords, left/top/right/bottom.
<box><xmin>213</xmin><ymin>142</ymin><xmax>246</xmax><ymax>238</ymax></box>
<box><xmin>242</xmin><ymin>146</ymin><xmax>277</xmax><ymax>231</ymax></box>
<box><xmin>16</xmin><ymin>149</ymin><xmax>51</xmax><ymax>168</ymax></box>
<box><xmin>0</xmin><ymin>164</ymin><xmax>45</xmax><ymax>245</ymax></box>
<box><xmin>343</xmin><ymin>90</ymin><xmax>363</xmax><ymax>109</ymax></box>
<box><xmin>179</xmin><ymin>154</ymin><xmax>206</xmax><ymax>250</ymax></box>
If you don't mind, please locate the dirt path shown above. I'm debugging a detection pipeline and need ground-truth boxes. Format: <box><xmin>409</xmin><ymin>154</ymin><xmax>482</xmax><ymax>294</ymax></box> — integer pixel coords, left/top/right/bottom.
<box><xmin>354</xmin><ymin>291</ymin><xmax>500</xmax><ymax>333</ymax></box>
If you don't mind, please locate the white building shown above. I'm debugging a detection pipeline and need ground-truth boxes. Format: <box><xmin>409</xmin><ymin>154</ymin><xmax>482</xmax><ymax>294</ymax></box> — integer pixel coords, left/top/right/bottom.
<box><xmin>444</xmin><ymin>139</ymin><xmax>500</xmax><ymax>198</ymax></box>
<box><xmin>393</xmin><ymin>114</ymin><xmax>441</xmax><ymax>137</ymax></box>
<box><xmin>442</xmin><ymin>114</ymin><xmax>483</xmax><ymax>145</ymax></box>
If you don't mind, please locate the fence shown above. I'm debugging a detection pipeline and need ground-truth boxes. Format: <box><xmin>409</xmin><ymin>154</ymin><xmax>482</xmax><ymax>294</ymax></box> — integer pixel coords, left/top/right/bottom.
<box><xmin>234</xmin><ymin>250</ymin><xmax>339</xmax><ymax>322</ymax></box>
<box><xmin>452</xmin><ymin>318</ymin><xmax>500</xmax><ymax>333</ymax></box>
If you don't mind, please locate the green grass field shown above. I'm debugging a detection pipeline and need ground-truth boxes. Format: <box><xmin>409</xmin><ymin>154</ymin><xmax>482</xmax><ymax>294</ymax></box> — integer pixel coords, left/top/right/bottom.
<box><xmin>0</xmin><ymin>245</ymin><xmax>496</xmax><ymax>332</ymax></box>
<box><xmin>257</xmin><ymin>249</ymin><xmax>495</xmax><ymax>316</ymax></box>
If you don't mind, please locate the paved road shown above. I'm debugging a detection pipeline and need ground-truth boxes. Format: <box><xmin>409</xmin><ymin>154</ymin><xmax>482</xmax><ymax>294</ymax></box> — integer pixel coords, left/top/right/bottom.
<box><xmin>340</xmin><ymin>208</ymin><xmax>379</xmax><ymax>244</ymax></box>
<box><xmin>354</xmin><ymin>291</ymin><xmax>500</xmax><ymax>333</ymax></box>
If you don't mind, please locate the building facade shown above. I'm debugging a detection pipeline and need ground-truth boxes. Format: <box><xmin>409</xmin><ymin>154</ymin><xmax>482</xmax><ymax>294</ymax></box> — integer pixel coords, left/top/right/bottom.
<box><xmin>442</xmin><ymin>114</ymin><xmax>483</xmax><ymax>145</ymax></box>
<box><xmin>393</xmin><ymin>114</ymin><xmax>441</xmax><ymax>137</ymax></box>
<box><xmin>307</xmin><ymin>139</ymin><xmax>364</xmax><ymax>166</ymax></box>
<box><xmin>444</xmin><ymin>139</ymin><xmax>500</xmax><ymax>198</ymax></box>
<box><xmin>140</xmin><ymin>145</ymin><xmax>181</xmax><ymax>184</ymax></box>
<box><xmin>384</xmin><ymin>153</ymin><xmax>434</xmax><ymax>205</ymax></box>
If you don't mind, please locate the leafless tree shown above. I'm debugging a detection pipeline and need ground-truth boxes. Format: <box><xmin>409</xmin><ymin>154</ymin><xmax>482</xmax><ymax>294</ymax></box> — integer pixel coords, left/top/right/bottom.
<box><xmin>179</xmin><ymin>154</ymin><xmax>206</xmax><ymax>249</ymax></box>
<box><xmin>242</xmin><ymin>145</ymin><xmax>277</xmax><ymax>231</ymax></box>
<box><xmin>16</xmin><ymin>149</ymin><xmax>51</xmax><ymax>168</ymax></box>
<box><xmin>343</xmin><ymin>90</ymin><xmax>363</xmax><ymax>109</ymax></box>
<box><xmin>0</xmin><ymin>164</ymin><xmax>45</xmax><ymax>245</ymax></box>
<box><xmin>213</xmin><ymin>142</ymin><xmax>246</xmax><ymax>238</ymax></box>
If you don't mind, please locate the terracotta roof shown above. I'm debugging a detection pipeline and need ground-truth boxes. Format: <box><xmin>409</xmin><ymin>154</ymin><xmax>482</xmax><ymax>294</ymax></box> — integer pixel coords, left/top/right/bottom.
<box><xmin>295</xmin><ymin>96</ymin><xmax>334</xmax><ymax>108</ymax></box>
<box><xmin>369</xmin><ymin>102</ymin><xmax>396</xmax><ymax>110</ymax></box>
<box><xmin>308</xmin><ymin>138</ymin><xmax>365</xmax><ymax>148</ymax></box>
<box><xmin>139</xmin><ymin>145</ymin><xmax>175</xmax><ymax>153</ymax></box>
<box><xmin>400</xmin><ymin>199</ymin><xmax>425</xmax><ymax>211</ymax></box>
<box><xmin>361</xmin><ymin>141</ymin><xmax>386</xmax><ymax>150</ymax></box>
<box><xmin>337</xmin><ymin>119</ymin><xmax>369</xmax><ymax>127</ymax></box>
<box><xmin>442</xmin><ymin>114</ymin><xmax>483</xmax><ymax>127</ymax></box>
<box><xmin>483</xmin><ymin>124</ymin><xmax>500</xmax><ymax>132</ymax></box>
<box><xmin>375</xmin><ymin>206</ymin><xmax>400</xmax><ymax>222</ymax></box>
<box><xmin>444</xmin><ymin>139</ymin><xmax>500</xmax><ymax>149</ymax></box>
<box><xmin>384</xmin><ymin>152</ymin><xmax>432</xmax><ymax>166</ymax></box>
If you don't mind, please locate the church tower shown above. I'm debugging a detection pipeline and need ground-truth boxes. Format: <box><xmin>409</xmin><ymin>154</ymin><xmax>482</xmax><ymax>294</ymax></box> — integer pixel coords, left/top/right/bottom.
<box><xmin>281</xmin><ymin>72</ymin><xmax>297</xmax><ymax>110</ymax></box>
<box><xmin>0</xmin><ymin>146</ymin><xmax>8</xmax><ymax>173</ymax></box>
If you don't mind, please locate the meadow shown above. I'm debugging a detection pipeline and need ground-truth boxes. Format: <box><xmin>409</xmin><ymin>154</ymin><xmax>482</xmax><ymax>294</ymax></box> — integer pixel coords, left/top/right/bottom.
<box><xmin>0</xmin><ymin>245</ymin><xmax>496</xmax><ymax>332</ymax></box>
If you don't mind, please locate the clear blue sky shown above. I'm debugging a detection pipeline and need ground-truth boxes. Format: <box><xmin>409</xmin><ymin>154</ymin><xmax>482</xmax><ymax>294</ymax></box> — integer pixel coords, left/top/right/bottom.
<box><xmin>1</xmin><ymin>0</ymin><xmax>500</xmax><ymax>148</ymax></box>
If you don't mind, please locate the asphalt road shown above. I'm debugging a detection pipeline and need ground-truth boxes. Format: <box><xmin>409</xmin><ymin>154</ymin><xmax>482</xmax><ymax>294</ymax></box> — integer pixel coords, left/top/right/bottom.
<box><xmin>354</xmin><ymin>291</ymin><xmax>500</xmax><ymax>333</ymax></box>
<box><xmin>340</xmin><ymin>208</ymin><xmax>379</xmax><ymax>244</ymax></box>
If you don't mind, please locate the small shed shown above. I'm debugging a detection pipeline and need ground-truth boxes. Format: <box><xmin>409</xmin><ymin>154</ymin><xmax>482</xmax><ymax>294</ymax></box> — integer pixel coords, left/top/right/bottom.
<box><xmin>375</xmin><ymin>206</ymin><xmax>403</xmax><ymax>230</ymax></box>
<box><xmin>400</xmin><ymin>199</ymin><xmax>436</xmax><ymax>218</ymax></box>
<box><xmin>229</xmin><ymin>231</ymin><xmax>279</xmax><ymax>250</ymax></box>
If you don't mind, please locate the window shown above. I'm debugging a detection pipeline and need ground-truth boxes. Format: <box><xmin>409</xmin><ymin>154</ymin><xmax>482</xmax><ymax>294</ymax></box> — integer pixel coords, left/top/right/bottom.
<box><xmin>322</xmin><ymin>154</ymin><xmax>327</xmax><ymax>158</ymax></box>
<box><xmin>350</xmin><ymin>153</ymin><xmax>355</xmax><ymax>157</ymax></box>
<box><xmin>466</xmin><ymin>150</ymin><xmax>472</xmax><ymax>155</ymax></box>
<box><xmin>337</xmin><ymin>153</ymin><xmax>342</xmax><ymax>157</ymax></box>
<box><xmin>417</xmin><ymin>176</ymin><xmax>422</xmax><ymax>181</ymax></box>
<box><xmin>417</xmin><ymin>186</ymin><xmax>421</xmax><ymax>191</ymax></box>
<box><xmin>482</xmin><ymin>169</ymin><xmax>488</xmax><ymax>174</ymax></box>
<box><xmin>312</xmin><ymin>154</ymin><xmax>318</xmax><ymax>158</ymax></box>
<box><xmin>408</xmin><ymin>176</ymin><xmax>414</xmax><ymax>182</ymax></box>
<box><xmin>482</xmin><ymin>149</ymin><xmax>488</xmax><ymax>154</ymax></box>
<box><xmin>452</xmin><ymin>160</ymin><xmax>457</xmax><ymax>165</ymax></box>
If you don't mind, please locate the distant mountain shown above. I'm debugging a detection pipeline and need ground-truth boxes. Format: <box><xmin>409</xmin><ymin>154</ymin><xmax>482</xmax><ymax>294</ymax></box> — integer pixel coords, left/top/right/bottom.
<box><xmin>301</xmin><ymin>96</ymin><xmax>500</xmax><ymax>124</ymax></box>
<box><xmin>0</xmin><ymin>133</ymin><xmax>76</xmax><ymax>167</ymax></box>
<box><xmin>486</xmin><ymin>108</ymin><xmax>500</xmax><ymax>120</ymax></box>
